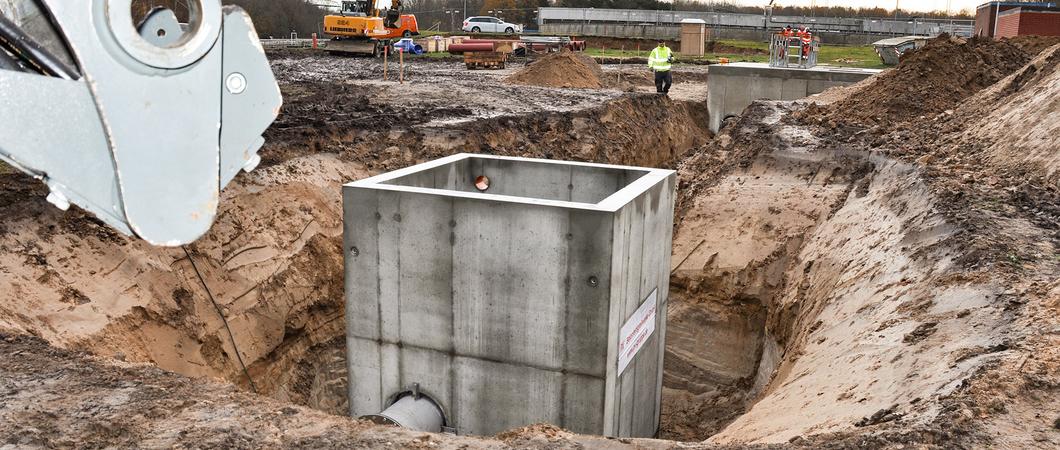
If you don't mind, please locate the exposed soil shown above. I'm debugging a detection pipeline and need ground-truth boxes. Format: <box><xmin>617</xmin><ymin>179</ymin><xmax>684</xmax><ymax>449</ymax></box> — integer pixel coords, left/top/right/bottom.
<box><xmin>1</xmin><ymin>39</ymin><xmax>1058</xmax><ymax>449</ymax></box>
<box><xmin>0</xmin><ymin>332</ymin><xmax>680</xmax><ymax>449</ymax></box>
<box><xmin>1004</xmin><ymin>35</ymin><xmax>1060</xmax><ymax>58</ymax></box>
<box><xmin>0</xmin><ymin>49</ymin><xmax>712</xmax><ymax>437</ymax></box>
<box><xmin>506</xmin><ymin>50</ymin><xmax>609</xmax><ymax>89</ymax></box>
<box><xmin>817</xmin><ymin>34</ymin><xmax>1032</xmax><ymax>127</ymax></box>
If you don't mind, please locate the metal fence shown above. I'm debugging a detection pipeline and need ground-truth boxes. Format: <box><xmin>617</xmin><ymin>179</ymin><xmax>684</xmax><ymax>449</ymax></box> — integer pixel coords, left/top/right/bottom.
<box><xmin>769</xmin><ymin>35</ymin><xmax>818</xmax><ymax>69</ymax></box>
<box><xmin>537</xmin><ymin>7</ymin><xmax>974</xmax><ymax>37</ymax></box>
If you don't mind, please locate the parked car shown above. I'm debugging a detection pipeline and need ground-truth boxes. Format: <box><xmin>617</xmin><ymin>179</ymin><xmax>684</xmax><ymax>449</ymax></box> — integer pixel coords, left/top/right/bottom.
<box><xmin>462</xmin><ymin>16</ymin><xmax>522</xmax><ymax>34</ymax></box>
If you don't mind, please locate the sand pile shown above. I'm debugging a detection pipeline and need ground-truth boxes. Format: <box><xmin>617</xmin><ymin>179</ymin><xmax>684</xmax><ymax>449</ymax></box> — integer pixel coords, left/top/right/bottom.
<box><xmin>952</xmin><ymin>42</ymin><xmax>1060</xmax><ymax>178</ymax></box>
<box><xmin>818</xmin><ymin>35</ymin><xmax>1031</xmax><ymax>126</ymax></box>
<box><xmin>506</xmin><ymin>50</ymin><xmax>606</xmax><ymax>89</ymax></box>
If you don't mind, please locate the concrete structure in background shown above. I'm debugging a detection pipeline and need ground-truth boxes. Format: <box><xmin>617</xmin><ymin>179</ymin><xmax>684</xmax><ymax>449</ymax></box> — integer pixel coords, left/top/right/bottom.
<box><xmin>975</xmin><ymin>1</ymin><xmax>1058</xmax><ymax>37</ymax></box>
<box><xmin>680</xmin><ymin>18</ymin><xmax>707</xmax><ymax>55</ymax></box>
<box><xmin>538</xmin><ymin>7</ymin><xmax>973</xmax><ymax>43</ymax></box>
<box><xmin>342</xmin><ymin>154</ymin><xmax>676</xmax><ymax>438</ymax></box>
<box><xmin>706</xmin><ymin>63</ymin><xmax>881</xmax><ymax>132</ymax></box>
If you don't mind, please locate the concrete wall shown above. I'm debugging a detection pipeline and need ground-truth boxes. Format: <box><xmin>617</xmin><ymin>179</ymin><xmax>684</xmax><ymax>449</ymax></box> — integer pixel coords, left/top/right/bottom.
<box><xmin>706</xmin><ymin>63</ymin><xmax>881</xmax><ymax>132</ymax></box>
<box><xmin>343</xmin><ymin>154</ymin><xmax>675</xmax><ymax>437</ymax></box>
<box><xmin>538</xmin><ymin>7</ymin><xmax>973</xmax><ymax>37</ymax></box>
<box><xmin>975</xmin><ymin>2</ymin><xmax>1059</xmax><ymax>37</ymax></box>
<box><xmin>541</xmin><ymin>23</ymin><xmax>919</xmax><ymax>46</ymax></box>
<box><xmin>997</xmin><ymin>8</ymin><xmax>1060</xmax><ymax>37</ymax></box>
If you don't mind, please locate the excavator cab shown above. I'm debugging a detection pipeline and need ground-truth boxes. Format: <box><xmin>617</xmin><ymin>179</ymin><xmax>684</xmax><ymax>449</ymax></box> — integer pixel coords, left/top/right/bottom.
<box><xmin>341</xmin><ymin>0</ymin><xmax>372</xmax><ymax>17</ymax></box>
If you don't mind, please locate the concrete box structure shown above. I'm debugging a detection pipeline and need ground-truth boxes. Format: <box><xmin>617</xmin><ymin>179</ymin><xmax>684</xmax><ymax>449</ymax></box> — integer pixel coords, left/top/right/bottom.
<box><xmin>706</xmin><ymin>62</ymin><xmax>881</xmax><ymax>132</ymax></box>
<box><xmin>342</xmin><ymin>154</ymin><xmax>676</xmax><ymax>437</ymax></box>
<box><xmin>680</xmin><ymin>18</ymin><xmax>706</xmax><ymax>56</ymax></box>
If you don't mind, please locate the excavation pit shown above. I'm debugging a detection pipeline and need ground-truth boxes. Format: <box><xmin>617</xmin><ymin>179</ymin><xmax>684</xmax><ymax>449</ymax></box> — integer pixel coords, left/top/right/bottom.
<box><xmin>342</xmin><ymin>154</ymin><xmax>677</xmax><ymax>437</ymax></box>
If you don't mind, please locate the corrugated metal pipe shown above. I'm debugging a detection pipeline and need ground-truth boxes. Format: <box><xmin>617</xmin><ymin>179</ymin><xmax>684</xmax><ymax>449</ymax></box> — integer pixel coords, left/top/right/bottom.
<box><xmin>361</xmin><ymin>391</ymin><xmax>445</xmax><ymax>433</ymax></box>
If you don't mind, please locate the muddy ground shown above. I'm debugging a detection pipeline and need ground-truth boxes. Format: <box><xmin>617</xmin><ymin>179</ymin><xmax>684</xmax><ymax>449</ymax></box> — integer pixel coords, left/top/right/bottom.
<box><xmin>1</xmin><ymin>39</ymin><xmax>1058</xmax><ymax>449</ymax></box>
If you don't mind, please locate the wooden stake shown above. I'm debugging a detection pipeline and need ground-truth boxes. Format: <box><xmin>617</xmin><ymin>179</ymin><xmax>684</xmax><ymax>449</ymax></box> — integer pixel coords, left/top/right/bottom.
<box><xmin>383</xmin><ymin>45</ymin><xmax>389</xmax><ymax>81</ymax></box>
<box><xmin>399</xmin><ymin>48</ymin><xmax>405</xmax><ymax>84</ymax></box>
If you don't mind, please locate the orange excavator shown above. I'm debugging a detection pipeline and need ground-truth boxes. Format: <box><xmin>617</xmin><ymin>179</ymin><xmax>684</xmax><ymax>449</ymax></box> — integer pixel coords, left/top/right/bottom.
<box><xmin>323</xmin><ymin>0</ymin><xmax>418</xmax><ymax>56</ymax></box>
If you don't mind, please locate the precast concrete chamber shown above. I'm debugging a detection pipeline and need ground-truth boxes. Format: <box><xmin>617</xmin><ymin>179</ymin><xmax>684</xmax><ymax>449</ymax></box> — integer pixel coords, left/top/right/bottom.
<box><xmin>342</xmin><ymin>154</ymin><xmax>676</xmax><ymax>437</ymax></box>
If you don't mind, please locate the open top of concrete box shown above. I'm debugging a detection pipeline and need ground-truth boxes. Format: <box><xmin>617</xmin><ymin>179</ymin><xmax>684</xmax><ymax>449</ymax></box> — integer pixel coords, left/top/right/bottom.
<box><xmin>345</xmin><ymin>153</ymin><xmax>673</xmax><ymax>211</ymax></box>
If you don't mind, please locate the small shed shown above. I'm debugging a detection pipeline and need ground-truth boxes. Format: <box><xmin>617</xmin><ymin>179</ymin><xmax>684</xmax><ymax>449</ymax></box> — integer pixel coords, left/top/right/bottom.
<box><xmin>871</xmin><ymin>36</ymin><xmax>930</xmax><ymax>65</ymax></box>
<box><xmin>680</xmin><ymin>18</ymin><xmax>706</xmax><ymax>56</ymax></box>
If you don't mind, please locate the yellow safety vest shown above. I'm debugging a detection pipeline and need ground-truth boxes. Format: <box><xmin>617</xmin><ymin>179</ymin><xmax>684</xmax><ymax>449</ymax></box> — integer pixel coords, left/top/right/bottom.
<box><xmin>648</xmin><ymin>46</ymin><xmax>672</xmax><ymax>72</ymax></box>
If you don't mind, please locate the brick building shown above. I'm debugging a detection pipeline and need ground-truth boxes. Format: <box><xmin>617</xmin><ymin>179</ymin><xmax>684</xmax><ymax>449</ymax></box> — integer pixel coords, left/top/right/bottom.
<box><xmin>975</xmin><ymin>1</ymin><xmax>1060</xmax><ymax>37</ymax></box>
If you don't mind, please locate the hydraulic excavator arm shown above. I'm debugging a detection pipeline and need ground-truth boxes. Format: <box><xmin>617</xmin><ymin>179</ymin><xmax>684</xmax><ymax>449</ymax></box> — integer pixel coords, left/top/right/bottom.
<box><xmin>0</xmin><ymin>0</ymin><xmax>281</xmax><ymax>246</ymax></box>
<box><xmin>384</xmin><ymin>0</ymin><xmax>403</xmax><ymax>29</ymax></box>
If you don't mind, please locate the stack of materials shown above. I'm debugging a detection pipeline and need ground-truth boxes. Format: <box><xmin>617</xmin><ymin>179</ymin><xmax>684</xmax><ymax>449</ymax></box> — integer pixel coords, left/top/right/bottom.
<box><xmin>447</xmin><ymin>39</ymin><xmax>518</xmax><ymax>70</ymax></box>
<box><xmin>415</xmin><ymin>35</ymin><xmax>450</xmax><ymax>53</ymax></box>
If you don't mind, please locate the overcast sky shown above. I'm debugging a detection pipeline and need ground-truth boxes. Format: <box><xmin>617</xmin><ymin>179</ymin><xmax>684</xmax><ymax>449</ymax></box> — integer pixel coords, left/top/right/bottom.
<box><xmin>729</xmin><ymin>1</ymin><xmax>984</xmax><ymax>15</ymax></box>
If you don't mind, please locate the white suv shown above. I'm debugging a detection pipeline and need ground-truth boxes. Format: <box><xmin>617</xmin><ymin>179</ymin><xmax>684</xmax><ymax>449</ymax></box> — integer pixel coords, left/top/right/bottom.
<box><xmin>462</xmin><ymin>16</ymin><xmax>522</xmax><ymax>34</ymax></box>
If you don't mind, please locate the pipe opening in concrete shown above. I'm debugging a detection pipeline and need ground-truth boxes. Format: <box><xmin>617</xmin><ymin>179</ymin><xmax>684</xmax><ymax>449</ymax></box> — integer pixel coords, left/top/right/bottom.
<box><xmin>361</xmin><ymin>391</ymin><xmax>446</xmax><ymax>433</ymax></box>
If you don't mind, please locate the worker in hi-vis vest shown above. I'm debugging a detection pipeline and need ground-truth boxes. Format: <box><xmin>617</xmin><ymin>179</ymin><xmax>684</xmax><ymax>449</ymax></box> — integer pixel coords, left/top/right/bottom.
<box><xmin>647</xmin><ymin>40</ymin><xmax>674</xmax><ymax>95</ymax></box>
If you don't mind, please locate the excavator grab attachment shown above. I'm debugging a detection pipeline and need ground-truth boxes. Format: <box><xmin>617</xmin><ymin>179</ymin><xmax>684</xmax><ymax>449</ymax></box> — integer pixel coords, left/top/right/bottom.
<box><xmin>0</xmin><ymin>0</ymin><xmax>281</xmax><ymax>246</ymax></box>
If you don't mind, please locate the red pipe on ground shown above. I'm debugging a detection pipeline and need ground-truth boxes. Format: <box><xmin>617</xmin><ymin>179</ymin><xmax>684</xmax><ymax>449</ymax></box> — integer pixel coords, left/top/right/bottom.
<box><xmin>448</xmin><ymin>42</ymin><xmax>495</xmax><ymax>54</ymax></box>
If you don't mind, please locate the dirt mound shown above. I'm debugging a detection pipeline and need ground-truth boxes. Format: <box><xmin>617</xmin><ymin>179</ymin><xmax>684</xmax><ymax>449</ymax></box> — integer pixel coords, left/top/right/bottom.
<box><xmin>506</xmin><ymin>50</ymin><xmax>606</xmax><ymax>89</ymax></box>
<box><xmin>1004</xmin><ymin>35</ymin><xmax>1060</xmax><ymax>57</ymax></box>
<box><xmin>957</xmin><ymin>42</ymin><xmax>1060</xmax><ymax>179</ymax></box>
<box><xmin>0</xmin><ymin>332</ymin><xmax>640</xmax><ymax>449</ymax></box>
<box><xmin>495</xmin><ymin>423</ymin><xmax>574</xmax><ymax>446</ymax></box>
<box><xmin>818</xmin><ymin>35</ymin><xmax>1031</xmax><ymax>126</ymax></box>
